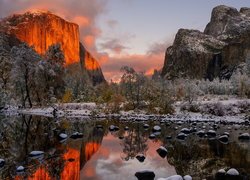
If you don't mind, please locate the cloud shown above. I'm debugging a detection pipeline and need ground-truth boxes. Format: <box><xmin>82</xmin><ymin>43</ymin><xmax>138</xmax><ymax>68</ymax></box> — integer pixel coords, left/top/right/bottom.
<box><xmin>106</xmin><ymin>19</ymin><xmax>118</xmax><ymax>28</ymax></box>
<box><xmin>99</xmin><ymin>38</ymin><xmax>128</xmax><ymax>54</ymax></box>
<box><xmin>0</xmin><ymin>0</ymin><xmax>107</xmax><ymax>52</ymax></box>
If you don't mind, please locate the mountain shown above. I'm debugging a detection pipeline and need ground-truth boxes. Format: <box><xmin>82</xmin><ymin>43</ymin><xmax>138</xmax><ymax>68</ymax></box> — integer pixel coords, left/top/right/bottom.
<box><xmin>161</xmin><ymin>5</ymin><xmax>250</xmax><ymax>80</ymax></box>
<box><xmin>0</xmin><ymin>11</ymin><xmax>105</xmax><ymax>84</ymax></box>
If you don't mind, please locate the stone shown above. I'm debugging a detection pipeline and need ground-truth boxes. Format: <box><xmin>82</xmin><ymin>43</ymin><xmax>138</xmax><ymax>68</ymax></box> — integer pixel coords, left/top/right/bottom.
<box><xmin>109</xmin><ymin>125</ymin><xmax>119</xmax><ymax>131</ymax></box>
<box><xmin>96</xmin><ymin>125</ymin><xmax>103</xmax><ymax>129</ymax></box>
<box><xmin>29</xmin><ymin>151</ymin><xmax>44</xmax><ymax>157</ymax></box>
<box><xmin>166</xmin><ymin>135</ymin><xmax>172</xmax><ymax>140</ymax></box>
<box><xmin>218</xmin><ymin>135</ymin><xmax>229</xmax><ymax>143</ymax></box>
<box><xmin>207</xmin><ymin>130</ymin><xmax>216</xmax><ymax>137</ymax></box>
<box><xmin>238</xmin><ymin>133</ymin><xmax>250</xmax><ymax>140</ymax></box>
<box><xmin>226</xmin><ymin>168</ymin><xmax>239</xmax><ymax>176</ymax></box>
<box><xmin>183</xmin><ymin>175</ymin><xmax>192</xmax><ymax>180</ymax></box>
<box><xmin>149</xmin><ymin>134</ymin><xmax>156</xmax><ymax>139</ymax></box>
<box><xmin>136</xmin><ymin>154</ymin><xmax>146</xmax><ymax>162</ymax></box>
<box><xmin>135</xmin><ymin>170</ymin><xmax>155</xmax><ymax>180</ymax></box>
<box><xmin>16</xmin><ymin>166</ymin><xmax>25</xmax><ymax>172</ymax></box>
<box><xmin>156</xmin><ymin>146</ymin><xmax>168</xmax><ymax>158</ymax></box>
<box><xmin>177</xmin><ymin>133</ymin><xmax>187</xmax><ymax>140</ymax></box>
<box><xmin>59</xmin><ymin>133</ymin><xmax>68</xmax><ymax>140</ymax></box>
<box><xmin>158</xmin><ymin>175</ymin><xmax>183</xmax><ymax>180</ymax></box>
<box><xmin>70</xmin><ymin>132</ymin><xmax>83</xmax><ymax>139</ymax></box>
<box><xmin>0</xmin><ymin>159</ymin><xmax>5</xmax><ymax>168</ymax></box>
<box><xmin>180</xmin><ymin>128</ymin><xmax>191</xmax><ymax>134</ymax></box>
<box><xmin>153</xmin><ymin>125</ymin><xmax>161</xmax><ymax>132</ymax></box>
<box><xmin>143</xmin><ymin>124</ymin><xmax>150</xmax><ymax>129</ymax></box>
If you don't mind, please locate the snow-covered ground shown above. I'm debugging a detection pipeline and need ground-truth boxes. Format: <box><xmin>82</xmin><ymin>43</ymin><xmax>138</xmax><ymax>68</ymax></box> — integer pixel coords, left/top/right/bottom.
<box><xmin>1</xmin><ymin>97</ymin><xmax>249</xmax><ymax>123</ymax></box>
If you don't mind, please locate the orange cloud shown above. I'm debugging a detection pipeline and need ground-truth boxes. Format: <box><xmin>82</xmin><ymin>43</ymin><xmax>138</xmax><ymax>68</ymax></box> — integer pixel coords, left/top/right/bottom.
<box><xmin>83</xmin><ymin>35</ymin><xmax>95</xmax><ymax>49</ymax></box>
<box><xmin>101</xmin><ymin>53</ymin><xmax>164</xmax><ymax>81</ymax></box>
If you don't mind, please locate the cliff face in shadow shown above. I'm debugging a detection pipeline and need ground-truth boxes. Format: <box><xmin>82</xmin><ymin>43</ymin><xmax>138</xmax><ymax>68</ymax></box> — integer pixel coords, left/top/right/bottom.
<box><xmin>162</xmin><ymin>5</ymin><xmax>250</xmax><ymax>80</ymax></box>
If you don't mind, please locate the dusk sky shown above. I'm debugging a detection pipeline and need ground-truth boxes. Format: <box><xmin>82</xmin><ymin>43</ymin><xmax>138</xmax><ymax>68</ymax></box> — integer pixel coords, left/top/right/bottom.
<box><xmin>0</xmin><ymin>0</ymin><xmax>249</xmax><ymax>81</ymax></box>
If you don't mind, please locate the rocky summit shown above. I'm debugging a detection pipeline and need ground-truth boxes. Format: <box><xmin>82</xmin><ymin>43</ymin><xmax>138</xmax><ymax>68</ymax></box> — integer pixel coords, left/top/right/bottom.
<box><xmin>0</xmin><ymin>11</ymin><xmax>105</xmax><ymax>84</ymax></box>
<box><xmin>161</xmin><ymin>5</ymin><xmax>250</xmax><ymax>80</ymax></box>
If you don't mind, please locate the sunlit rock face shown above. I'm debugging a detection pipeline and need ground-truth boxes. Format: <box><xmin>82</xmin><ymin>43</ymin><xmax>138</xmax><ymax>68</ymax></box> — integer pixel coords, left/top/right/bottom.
<box><xmin>1</xmin><ymin>11</ymin><xmax>79</xmax><ymax>65</ymax></box>
<box><xmin>29</xmin><ymin>167</ymin><xmax>51</xmax><ymax>180</ymax></box>
<box><xmin>162</xmin><ymin>5</ymin><xmax>250</xmax><ymax>80</ymax></box>
<box><xmin>61</xmin><ymin>148</ymin><xmax>80</xmax><ymax>180</ymax></box>
<box><xmin>0</xmin><ymin>11</ymin><xmax>105</xmax><ymax>84</ymax></box>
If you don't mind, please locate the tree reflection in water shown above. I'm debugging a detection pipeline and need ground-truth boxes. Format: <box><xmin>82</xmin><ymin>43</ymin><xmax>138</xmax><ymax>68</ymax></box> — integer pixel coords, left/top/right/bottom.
<box><xmin>120</xmin><ymin>123</ymin><xmax>148</xmax><ymax>161</ymax></box>
<box><xmin>0</xmin><ymin>115</ymin><xmax>249</xmax><ymax>179</ymax></box>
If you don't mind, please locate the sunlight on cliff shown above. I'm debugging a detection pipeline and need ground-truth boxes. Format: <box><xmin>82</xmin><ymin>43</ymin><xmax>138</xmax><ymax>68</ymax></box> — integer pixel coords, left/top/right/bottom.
<box><xmin>28</xmin><ymin>167</ymin><xmax>51</xmax><ymax>180</ymax></box>
<box><xmin>85</xmin><ymin>52</ymin><xmax>101</xmax><ymax>71</ymax></box>
<box><xmin>60</xmin><ymin>148</ymin><xmax>80</xmax><ymax>180</ymax></box>
<box><xmin>85</xmin><ymin>142</ymin><xmax>101</xmax><ymax>161</ymax></box>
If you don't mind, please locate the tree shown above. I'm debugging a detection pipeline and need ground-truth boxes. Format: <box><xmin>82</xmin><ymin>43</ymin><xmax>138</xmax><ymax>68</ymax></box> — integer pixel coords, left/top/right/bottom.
<box><xmin>120</xmin><ymin>66</ymin><xmax>147</xmax><ymax>109</ymax></box>
<box><xmin>45</xmin><ymin>44</ymin><xmax>66</xmax><ymax>99</ymax></box>
<box><xmin>11</xmin><ymin>43</ymin><xmax>41</xmax><ymax>107</ymax></box>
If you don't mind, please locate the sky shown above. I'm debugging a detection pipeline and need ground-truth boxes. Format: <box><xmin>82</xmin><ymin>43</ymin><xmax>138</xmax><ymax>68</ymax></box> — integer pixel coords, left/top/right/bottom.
<box><xmin>0</xmin><ymin>0</ymin><xmax>249</xmax><ymax>81</ymax></box>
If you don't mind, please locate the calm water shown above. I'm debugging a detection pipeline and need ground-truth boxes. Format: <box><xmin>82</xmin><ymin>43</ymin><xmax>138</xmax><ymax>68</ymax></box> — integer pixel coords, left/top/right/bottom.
<box><xmin>0</xmin><ymin>115</ymin><xmax>249</xmax><ymax>180</ymax></box>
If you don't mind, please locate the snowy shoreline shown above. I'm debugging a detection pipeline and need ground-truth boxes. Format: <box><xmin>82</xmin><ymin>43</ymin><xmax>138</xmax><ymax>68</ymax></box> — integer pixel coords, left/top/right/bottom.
<box><xmin>1</xmin><ymin>98</ymin><xmax>249</xmax><ymax>124</ymax></box>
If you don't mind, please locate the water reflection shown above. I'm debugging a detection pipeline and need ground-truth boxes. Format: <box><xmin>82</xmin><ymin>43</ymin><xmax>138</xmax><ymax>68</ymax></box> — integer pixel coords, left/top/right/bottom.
<box><xmin>0</xmin><ymin>115</ymin><xmax>249</xmax><ymax>179</ymax></box>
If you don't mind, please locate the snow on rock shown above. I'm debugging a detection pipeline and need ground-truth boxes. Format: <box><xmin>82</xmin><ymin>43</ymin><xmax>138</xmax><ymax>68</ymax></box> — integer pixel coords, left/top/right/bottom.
<box><xmin>109</xmin><ymin>125</ymin><xmax>119</xmax><ymax>131</ymax></box>
<box><xmin>218</xmin><ymin>169</ymin><xmax>226</xmax><ymax>174</ymax></box>
<box><xmin>226</xmin><ymin>168</ymin><xmax>239</xmax><ymax>176</ymax></box>
<box><xmin>59</xmin><ymin>133</ymin><xmax>68</xmax><ymax>140</ymax></box>
<box><xmin>218</xmin><ymin>135</ymin><xmax>229</xmax><ymax>143</ymax></box>
<box><xmin>183</xmin><ymin>175</ymin><xmax>192</xmax><ymax>180</ymax></box>
<box><xmin>149</xmin><ymin>134</ymin><xmax>156</xmax><ymax>139</ymax></box>
<box><xmin>158</xmin><ymin>175</ymin><xmax>183</xmax><ymax>180</ymax></box>
<box><xmin>16</xmin><ymin>166</ymin><xmax>25</xmax><ymax>172</ymax></box>
<box><xmin>29</xmin><ymin>151</ymin><xmax>44</xmax><ymax>157</ymax></box>
<box><xmin>238</xmin><ymin>133</ymin><xmax>250</xmax><ymax>140</ymax></box>
<box><xmin>153</xmin><ymin>125</ymin><xmax>161</xmax><ymax>131</ymax></box>
<box><xmin>70</xmin><ymin>132</ymin><xmax>83</xmax><ymax>139</ymax></box>
<box><xmin>180</xmin><ymin>128</ymin><xmax>191</xmax><ymax>134</ymax></box>
<box><xmin>177</xmin><ymin>133</ymin><xmax>187</xmax><ymax>140</ymax></box>
<box><xmin>157</xmin><ymin>146</ymin><xmax>168</xmax><ymax>158</ymax></box>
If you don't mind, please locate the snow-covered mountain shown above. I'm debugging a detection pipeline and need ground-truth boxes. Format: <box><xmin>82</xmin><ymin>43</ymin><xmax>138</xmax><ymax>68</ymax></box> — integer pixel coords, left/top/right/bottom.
<box><xmin>162</xmin><ymin>5</ymin><xmax>250</xmax><ymax>80</ymax></box>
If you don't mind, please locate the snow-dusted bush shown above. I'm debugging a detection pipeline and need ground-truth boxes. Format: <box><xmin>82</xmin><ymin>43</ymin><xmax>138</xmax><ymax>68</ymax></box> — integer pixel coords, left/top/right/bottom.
<box><xmin>231</xmin><ymin>64</ymin><xmax>250</xmax><ymax>98</ymax></box>
<box><xmin>198</xmin><ymin>78</ymin><xmax>233</xmax><ymax>95</ymax></box>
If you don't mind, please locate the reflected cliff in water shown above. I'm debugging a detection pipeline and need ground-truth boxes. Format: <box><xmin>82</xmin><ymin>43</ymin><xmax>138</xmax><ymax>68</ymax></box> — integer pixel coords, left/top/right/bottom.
<box><xmin>0</xmin><ymin>115</ymin><xmax>249</xmax><ymax>179</ymax></box>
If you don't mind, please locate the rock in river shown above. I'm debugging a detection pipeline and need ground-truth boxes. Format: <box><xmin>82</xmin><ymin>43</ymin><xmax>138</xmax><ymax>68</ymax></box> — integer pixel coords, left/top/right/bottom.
<box><xmin>158</xmin><ymin>175</ymin><xmax>183</xmax><ymax>180</ymax></box>
<box><xmin>0</xmin><ymin>159</ymin><xmax>5</xmax><ymax>168</ymax></box>
<box><xmin>227</xmin><ymin>168</ymin><xmax>239</xmax><ymax>176</ymax></box>
<box><xmin>59</xmin><ymin>133</ymin><xmax>68</xmax><ymax>140</ymax></box>
<box><xmin>156</xmin><ymin>146</ymin><xmax>168</xmax><ymax>158</ymax></box>
<box><xmin>153</xmin><ymin>125</ymin><xmax>161</xmax><ymax>132</ymax></box>
<box><xmin>238</xmin><ymin>133</ymin><xmax>250</xmax><ymax>140</ymax></box>
<box><xmin>29</xmin><ymin>151</ymin><xmax>44</xmax><ymax>157</ymax></box>
<box><xmin>16</xmin><ymin>166</ymin><xmax>25</xmax><ymax>172</ymax></box>
<box><xmin>109</xmin><ymin>125</ymin><xmax>119</xmax><ymax>131</ymax></box>
<box><xmin>70</xmin><ymin>132</ymin><xmax>83</xmax><ymax>139</ymax></box>
<box><xmin>177</xmin><ymin>133</ymin><xmax>187</xmax><ymax>140</ymax></box>
<box><xmin>218</xmin><ymin>135</ymin><xmax>229</xmax><ymax>143</ymax></box>
<box><xmin>136</xmin><ymin>154</ymin><xmax>146</xmax><ymax>162</ymax></box>
<box><xmin>135</xmin><ymin>170</ymin><xmax>155</xmax><ymax>180</ymax></box>
<box><xmin>183</xmin><ymin>175</ymin><xmax>192</xmax><ymax>180</ymax></box>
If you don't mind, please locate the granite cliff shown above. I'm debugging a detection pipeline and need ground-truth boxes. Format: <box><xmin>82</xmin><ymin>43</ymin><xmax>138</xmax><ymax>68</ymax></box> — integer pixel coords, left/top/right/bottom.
<box><xmin>162</xmin><ymin>5</ymin><xmax>250</xmax><ymax>80</ymax></box>
<box><xmin>0</xmin><ymin>11</ymin><xmax>105</xmax><ymax>84</ymax></box>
